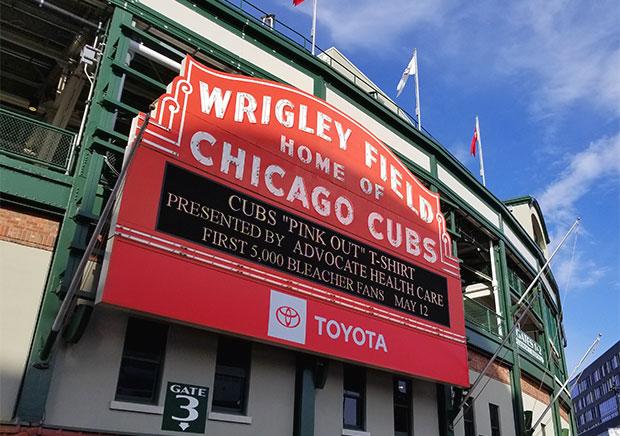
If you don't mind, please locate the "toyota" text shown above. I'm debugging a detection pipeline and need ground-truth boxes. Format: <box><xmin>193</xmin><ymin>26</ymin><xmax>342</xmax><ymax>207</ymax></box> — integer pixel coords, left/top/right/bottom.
<box><xmin>314</xmin><ymin>315</ymin><xmax>388</xmax><ymax>352</ymax></box>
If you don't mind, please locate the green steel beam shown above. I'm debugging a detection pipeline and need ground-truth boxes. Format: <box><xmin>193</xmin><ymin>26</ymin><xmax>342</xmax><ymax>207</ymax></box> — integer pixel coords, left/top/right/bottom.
<box><xmin>0</xmin><ymin>156</ymin><xmax>72</xmax><ymax>210</ymax></box>
<box><xmin>498</xmin><ymin>240</ymin><xmax>526</xmax><ymax>436</ymax></box>
<box><xmin>293</xmin><ymin>357</ymin><xmax>316</xmax><ymax>436</ymax></box>
<box><xmin>466</xmin><ymin>328</ymin><xmax>513</xmax><ymax>364</ymax></box>
<box><xmin>313</xmin><ymin>76</ymin><xmax>326</xmax><ymax>100</ymax></box>
<box><xmin>14</xmin><ymin>9</ymin><xmax>133</xmax><ymax>423</ymax></box>
<box><xmin>436</xmin><ymin>383</ymin><xmax>454</xmax><ymax>436</ymax></box>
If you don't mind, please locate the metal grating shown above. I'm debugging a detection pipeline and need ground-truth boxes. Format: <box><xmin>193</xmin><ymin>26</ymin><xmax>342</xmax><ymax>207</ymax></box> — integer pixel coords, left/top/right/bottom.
<box><xmin>0</xmin><ymin>107</ymin><xmax>76</xmax><ymax>171</ymax></box>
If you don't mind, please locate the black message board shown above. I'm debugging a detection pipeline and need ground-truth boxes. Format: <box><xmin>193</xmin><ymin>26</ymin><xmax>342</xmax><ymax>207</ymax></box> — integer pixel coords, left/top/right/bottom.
<box><xmin>157</xmin><ymin>163</ymin><xmax>450</xmax><ymax>327</ymax></box>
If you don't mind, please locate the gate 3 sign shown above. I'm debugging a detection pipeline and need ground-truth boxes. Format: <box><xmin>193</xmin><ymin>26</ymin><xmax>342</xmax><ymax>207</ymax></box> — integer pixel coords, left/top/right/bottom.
<box><xmin>162</xmin><ymin>382</ymin><xmax>208</xmax><ymax>433</ymax></box>
<box><xmin>97</xmin><ymin>56</ymin><xmax>468</xmax><ymax>386</ymax></box>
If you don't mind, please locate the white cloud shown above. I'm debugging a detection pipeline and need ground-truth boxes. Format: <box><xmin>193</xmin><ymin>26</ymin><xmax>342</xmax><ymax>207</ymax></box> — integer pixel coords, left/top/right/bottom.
<box><xmin>538</xmin><ymin>132</ymin><xmax>620</xmax><ymax>225</ymax></box>
<box><xmin>305</xmin><ymin>0</ymin><xmax>619</xmax><ymax>118</ymax></box>
<box><xmin>554</xmin><ymin>249</ymin><xmax>608</xmax><ymax>293</ymax></box>
<box><xmin>446</xmin><ymin>140</ymin><xmax>473</xmax><ymax>167</ymax></box>
<box><xmin>537</xmin><ymin>132</ymin><xmax>619</xmax><ymax>293</ymax></box>
<box><xmin>496</xmin><ymin>0</ymin><xmax>620</xmax><ymax>117</ymax></box>
<box><xmin>309</xmin><ymin>0</ymin><xmax>453</xmax><ymax>52</ymax></box>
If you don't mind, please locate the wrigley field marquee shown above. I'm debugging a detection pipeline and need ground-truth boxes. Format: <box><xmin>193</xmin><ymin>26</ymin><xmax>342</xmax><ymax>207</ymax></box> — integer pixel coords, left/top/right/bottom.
<box><xmin>97</xmin><ymin>56</ymin><xmax>469</xmax><ymax>386</ymax></box>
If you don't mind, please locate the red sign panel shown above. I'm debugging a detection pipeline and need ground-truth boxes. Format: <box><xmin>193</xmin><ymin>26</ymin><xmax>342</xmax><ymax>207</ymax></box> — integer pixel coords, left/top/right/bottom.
<box><xmin>98</xmin><ymin>56</ymin><xmax>468</xmax><ymax>386</ymax></box>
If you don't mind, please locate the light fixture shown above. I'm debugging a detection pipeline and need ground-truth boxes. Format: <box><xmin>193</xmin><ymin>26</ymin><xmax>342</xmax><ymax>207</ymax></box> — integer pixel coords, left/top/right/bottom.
<box><xmin>28</xmin><ymin>96</ymin><xmax>40</xmax><ymax>112</ymax></box>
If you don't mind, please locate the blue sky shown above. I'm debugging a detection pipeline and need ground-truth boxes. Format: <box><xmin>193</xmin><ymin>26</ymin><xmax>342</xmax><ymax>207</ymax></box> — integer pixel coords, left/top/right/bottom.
<box><xmin>257</xmin><ymin>0</ymin><xmax>620</xmax><ymax>370</ymax></box>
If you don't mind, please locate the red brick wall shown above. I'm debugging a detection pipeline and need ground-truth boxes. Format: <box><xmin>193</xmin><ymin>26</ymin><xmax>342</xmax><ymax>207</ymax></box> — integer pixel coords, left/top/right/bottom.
<box><xmin>520</xmin><ymin>374</ymin><xmax>551</xmax><ymax>404</ymax></box>
<box><xmin>468</xmin><ymin>349</ymin><xmax>511</xmax><ymax>384</ymax></box>
<box><xmin>559</xmin><ymin>400</ymin><xmax>571</xmax><ymax>421</ymax></box>
<box><xmin>0</xmin><ymin>425</ymin><xmax>117</xmax><ymax>436</ymax></box>
<box><xmin>0</xmin><ymin>206</ymin><xmax>60</xmax><ymax>251</ymax></box>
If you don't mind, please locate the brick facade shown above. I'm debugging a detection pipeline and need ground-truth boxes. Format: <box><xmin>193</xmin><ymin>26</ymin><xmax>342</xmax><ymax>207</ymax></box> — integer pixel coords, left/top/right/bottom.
<box><xmin>520</xmin><ymin>374</ymin><xmax>551</xmax><ymax>404</ymax></box>
<box><xmin>468</xmin><ymin>349</ymin><xmax>511</xmax><ymax>384</ymax></box>
<box><xmin>0</xmin><ymin>206</ymin><xmax>59</xmax><ymax>251</ymax></box>
<box><xmin>559</xmin><ymin>400</ymin><xmax>571</xmax><ymax>422</ymax></box>
<box><xmin>0</xmin><ymin>425</ymin><xmax>117</xmax><ymax>436</ymax></box>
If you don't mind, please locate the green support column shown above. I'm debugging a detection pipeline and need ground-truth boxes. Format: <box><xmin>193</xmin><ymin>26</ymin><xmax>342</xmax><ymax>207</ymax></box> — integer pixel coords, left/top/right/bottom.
<box><xmin>540</xmin><ymin>295</ymin><xmax>565</xmax><ymax>434</ymax></box>
<box><xmin>498</xmin><ymin>239</ymin><xmax>526</xmax><ymax>436</ymax></box>
<box><xmin>437</xmin><ymin>383</ymin><xmax>456</xmax><ymax>436</ymax></box>
<box><xmin>429</xmin><ymin>155</ymin><xmax>438</xmax><ymax>179</ymax></box>
<box><xmin>14</xmin><ymin>8</ymin><xmax>135</xmax><ymax>423</ymax></box>
<box><xmin>294</xmin><ymin>356</ymin><xmax>317</xmax><ymax>436</ymax></box>
<box><xmin>313</xmin><ymin>76</ymin><xmax>326</xmax><ymax>100</ymax></box>
<box><xmin>435</xmin><ymin>167</ymin><xmax>454</xmax><ymax>436</ymax></box>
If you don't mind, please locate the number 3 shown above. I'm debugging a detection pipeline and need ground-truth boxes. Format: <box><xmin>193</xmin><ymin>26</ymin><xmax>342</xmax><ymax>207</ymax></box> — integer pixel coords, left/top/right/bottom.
<box><xmin>172</xmin><ymin>395</ymin><xmax>199</xmax><ymax>422</ymax></box>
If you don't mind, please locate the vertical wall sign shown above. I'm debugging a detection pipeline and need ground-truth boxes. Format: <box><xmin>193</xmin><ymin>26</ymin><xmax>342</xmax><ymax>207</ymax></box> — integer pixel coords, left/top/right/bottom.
<box><xmin>162</xmin><ymin>382</ymin><xmax>209</xmax><ymax>433</ymax></box>
<box><xmin>98</xmin><ymin>56</ymin><xmax>469</xmax><ymax>387</ymax></box>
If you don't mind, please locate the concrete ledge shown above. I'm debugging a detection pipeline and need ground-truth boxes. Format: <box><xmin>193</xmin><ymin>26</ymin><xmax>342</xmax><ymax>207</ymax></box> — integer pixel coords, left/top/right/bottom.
<box><xmin>208</xmin><ymin>412</ymin><xmax>253</xmax><ymax>425</ymax></box>
<box><xmin>109</xmin><ymin>400</ymin><xmax>163</xmax><ymax>415</ymax></box>
<box><xmin>342</xmin><ymin>429</ymin><xmax>371</xmax><ymax>436</ymax></box>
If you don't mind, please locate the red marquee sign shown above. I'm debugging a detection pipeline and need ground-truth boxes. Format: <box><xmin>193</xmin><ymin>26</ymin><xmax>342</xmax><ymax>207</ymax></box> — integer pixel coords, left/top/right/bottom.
<box><xmin>98</xmin><ymin>56</ymin><xmax>468</xmax><ymax>386</ymax></box>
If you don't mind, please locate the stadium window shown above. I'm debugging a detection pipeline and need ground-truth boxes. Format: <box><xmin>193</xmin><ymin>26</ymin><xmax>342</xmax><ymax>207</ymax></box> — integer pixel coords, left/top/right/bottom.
<box><xmin>343</xmin><ymin>364</ymin><xmax>366</xmax><ymax>430</ymax></box>
<box><xmin>489</xmin><ymin>403</ymin><xmax>501</xmax><ymax>436</ymax></box>
<box><xmin>464</xmin><ymin>398</ymin><xmax>476</xmax><ymax>436</ymax></box>
<box><xmin>212</xmin><ymin>336</ymin><xmax>251</xmax><ymax>414</ymax></box>
<box><xmin>393</xmin><ymin>378</ymin><xmax>412</xmax><ymax>436</ymax></box>
<box><xmin>115</xmin><ymin>317</ymin><xmax>168</xmax><ymax>404</ymax></box>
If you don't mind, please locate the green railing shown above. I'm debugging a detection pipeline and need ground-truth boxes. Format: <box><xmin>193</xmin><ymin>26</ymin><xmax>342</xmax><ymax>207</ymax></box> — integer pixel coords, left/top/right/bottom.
<box><xmin>0</xmin><ymin>107</ymin><xmax>76</xmax><ymax>171</ymax></box>
<box><xmin>463</xmin><ymin>295</ymin><xmax>504</xmax><ymax>337</ymax></box>
<box><xmin>508</xmin><ymin>268</ymin><xmax>527</xmax><ymax>294</ymax></box>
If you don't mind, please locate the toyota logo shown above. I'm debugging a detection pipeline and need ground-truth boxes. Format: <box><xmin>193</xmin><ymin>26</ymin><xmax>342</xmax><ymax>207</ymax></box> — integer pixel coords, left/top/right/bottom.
<box><xmin>275</xmin><ymin>306</ymin><xmax>301</xmax><ymax>328</ymax></box>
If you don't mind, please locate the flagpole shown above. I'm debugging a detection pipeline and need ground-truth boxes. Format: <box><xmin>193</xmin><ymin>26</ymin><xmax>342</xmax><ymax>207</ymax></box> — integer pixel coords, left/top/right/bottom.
<box><xmin>529</xmin><ymin>334</ymin><xmax>601</xmax><ymax>432</ymax></box>
<box><xmin>311</xmin><ymin>0</ymin><xmax>317</xmax><ymax>55</ymax></box>
<box><xmin>414</xmin><ymin>48</ymin><xmax>421</xmax><ymax>131</ymax></box>
<box><xmin>475</xmin><ymin>115</ymin><xmax>485</xmax><ymax>186</ymax></box>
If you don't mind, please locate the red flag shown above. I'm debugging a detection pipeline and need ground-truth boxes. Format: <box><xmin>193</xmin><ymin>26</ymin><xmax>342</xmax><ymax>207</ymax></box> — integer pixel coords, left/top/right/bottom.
<box><xmin>293</xmin><ymin>0</ymin><xmax>304</xmax><ymax>5</ymax></box>
<box><xmin>470</xmin><ymin>128</ymin><xmax>478</xmax><ymax>157</ymax></box>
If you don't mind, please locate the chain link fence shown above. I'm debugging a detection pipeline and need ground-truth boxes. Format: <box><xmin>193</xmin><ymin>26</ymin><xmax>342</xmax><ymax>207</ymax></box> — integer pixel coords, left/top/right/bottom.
<box><xmin>0</xmin><ymin>107</ymin><xmax>76</xmax><ymax>171</ymax></box>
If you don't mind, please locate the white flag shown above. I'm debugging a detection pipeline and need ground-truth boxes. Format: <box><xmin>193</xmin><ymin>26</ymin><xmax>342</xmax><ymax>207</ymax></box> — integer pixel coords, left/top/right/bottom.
<box><xmin>396</xmin><ymin>51</ymin><xmax>417</xmax><ymax>97</ymax></box>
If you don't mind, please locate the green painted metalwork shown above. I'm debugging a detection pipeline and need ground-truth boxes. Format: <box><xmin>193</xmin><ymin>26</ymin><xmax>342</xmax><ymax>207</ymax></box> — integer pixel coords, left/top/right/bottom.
<box><xmin>14</xmin><ymin>9</ymin><xmax>133</xmax><ymax>422</ymax></box>
<box><xmin>466</xmin><ymin>328</ymin><xmax>513</xmax><ymax>364</ymax></box>
<box><xmin>0</xmin><ymin>155</ymin><xmax>72</xmax><ymax>210</ymax></box>
<box><xmin>313</xmin><ymin>77</ymin><xmax>326</xmax><ymax>100</ymax></box>
<box><xmin>464</xmin><ymin>295</ymin><xmax>505</xmax><ymax>338</ymax></box>
<box><xmin>0</xmin><ymin>107</ymin><xmax>76</xmax><ymax>172</ymax></box>
<box><xmin>436</xmin><ymin>383</ymin><xmax>455</xmax><ymax>436</ymax></box>
<box><xmin>498</xmin><ymin>240</ymin><xmax>526</xmax><ymax>436</ymax></box>
<box><xmin>293</xmin><ymin>357</ymin><xmax>317</xmax><ymax>436</ymax></box>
